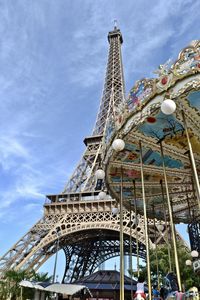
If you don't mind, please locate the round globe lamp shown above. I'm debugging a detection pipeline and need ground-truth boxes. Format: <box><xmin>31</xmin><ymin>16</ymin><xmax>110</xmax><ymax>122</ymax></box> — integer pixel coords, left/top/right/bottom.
<box><xmin>185</xmin><ymin>259</ymin><xmax>192</xmax><ymax>266</ymax></box>
<box><xmin>157</xmin><ymin>224</ymin><xmax>164</xmax><ymax>231</ymax></box>
<box><xmin>161</xmin><ymin>99</ymin><xmax>176</xmax><ymax>115</ymax></box>
<box><xmin>95</xmin><ymin>169</ymin><xmax>105</xmax><ymax>180</ymax></box>
<box><xmin>98</xmin><ymin>191</ymin><xmax>107</xmax><ymax>200</ymax></box>
<box><xmin>191</xmin><ymin>250</ymin><xmax>199</xmax><ymax>258</ymax></box>
<box><xmin>112</xmin><ymin>139</ymin><xmax>125</xmax><ymax>152</ymax></box>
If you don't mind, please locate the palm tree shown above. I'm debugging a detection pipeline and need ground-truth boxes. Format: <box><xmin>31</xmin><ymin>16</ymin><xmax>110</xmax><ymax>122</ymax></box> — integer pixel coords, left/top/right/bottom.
<box><xmin>31</xmin><ymin>270</ymin><xmax>52</xmax><ymax>282</ymax></box>
<box><xmin>0</xmin><ymin>269</ymin><xmax>51</xmax><ymax>300</ymax></box>
<box><xmin>0</xmin><ymin>269</ymin><xmax>27</xmax><ymax>300</ymax></box>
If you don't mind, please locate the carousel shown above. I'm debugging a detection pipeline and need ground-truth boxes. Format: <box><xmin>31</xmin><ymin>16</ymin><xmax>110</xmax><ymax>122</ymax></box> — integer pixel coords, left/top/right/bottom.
<box><xmin>100</xmin><ymin>40</ymin><xmax>200</xmax><ymax>300</ymax></box>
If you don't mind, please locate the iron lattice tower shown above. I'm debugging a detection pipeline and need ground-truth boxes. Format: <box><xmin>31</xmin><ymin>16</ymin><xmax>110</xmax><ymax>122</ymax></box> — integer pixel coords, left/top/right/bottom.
<box><xmin>0</xmin><ymin>27</ymin><xmax>188</xmax><ymax>282</ymax></box>
<box><xmin>63</xmin><ymin>27</ymin><xmax>125</xmax><ymax>193</ymax></box>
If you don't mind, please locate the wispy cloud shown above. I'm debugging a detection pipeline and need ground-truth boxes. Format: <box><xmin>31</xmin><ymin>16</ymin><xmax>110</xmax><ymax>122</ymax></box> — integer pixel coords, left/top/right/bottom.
<box><xmin>121</xmin><ymin>0</ymin><xmax>200</xmax><ymax>89</ymax></box>
<box><xmin>0</xmin><ymin>136</ymin><xmax>30</xmax><ymax>169</ymax></box>
<box><xmin>0</xmin><ymin>0</ymin><xmax>198</xmax><ymax>261</ymax></box>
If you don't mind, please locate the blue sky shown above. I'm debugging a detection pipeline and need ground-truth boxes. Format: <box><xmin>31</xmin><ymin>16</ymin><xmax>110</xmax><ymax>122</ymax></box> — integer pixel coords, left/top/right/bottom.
<box><xmin>0</xmin><ymin>0</ymin><xmax>199</xmax><ymax>278</ymax></box>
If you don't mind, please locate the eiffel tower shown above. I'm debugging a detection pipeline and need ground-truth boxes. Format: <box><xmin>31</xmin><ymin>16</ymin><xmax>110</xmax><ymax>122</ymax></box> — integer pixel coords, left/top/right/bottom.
<box><xmin>0</xmin><ymin>25</ymin><xmax>187</xmax><ymax>282</ymax></box>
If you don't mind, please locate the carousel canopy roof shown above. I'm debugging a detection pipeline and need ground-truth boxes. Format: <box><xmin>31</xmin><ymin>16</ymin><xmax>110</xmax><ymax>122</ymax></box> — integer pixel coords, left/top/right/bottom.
<box><xmin>104</xmin><ymin>40</ymin><xmax>200</xmax><ymax>224</ymax></box>
<box><xmin>74</xmin><ymin>270</ymin><xmax>147</xmax><ymax>292</ymax></box>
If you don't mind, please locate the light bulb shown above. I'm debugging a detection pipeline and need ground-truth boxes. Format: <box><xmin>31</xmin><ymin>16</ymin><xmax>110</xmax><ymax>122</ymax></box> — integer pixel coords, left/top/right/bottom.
<box><xmin>161</xmin><ymin>99</ymin><xmax>176</xmax><ymax>115</ymax></box>
<box><xmin>157</xmin><ymin>224</ymin><xmax>164</xmax><ymax>231</ymax></box>
<box><xmin>98</xmin><ymin>191</ymin><xmax>107</xmax><ymax>200</ymax></box>
<box><xmin>185</xmin><ymin>259</ymin><xmax>192</xmax><ymax>266</ymax></box>
<box><xmin>95</xmin><ymin>169</ymin><xmax>105</xmax><ymax>180</ymax></box>
<box><xmin>191</xmin><ymin>250</ymin><xmax>199</xmax><ymax>258</ymax></box>
<box><xmin>112</xmin><ymin>139</ymin><xmax>125</xmax><ymax>152</ymax></box>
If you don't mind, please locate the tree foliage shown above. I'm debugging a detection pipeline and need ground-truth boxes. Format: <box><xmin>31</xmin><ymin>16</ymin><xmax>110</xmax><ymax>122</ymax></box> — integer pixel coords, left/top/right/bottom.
<box><xmin>0</xmin><ymin>269</ymin><xmax>51</xmax><ymax>300</ymax></box>
<box><xmin>130</xmin><ymin>242</ymin><xmax>199</xmax><ymax>290</ymax></box>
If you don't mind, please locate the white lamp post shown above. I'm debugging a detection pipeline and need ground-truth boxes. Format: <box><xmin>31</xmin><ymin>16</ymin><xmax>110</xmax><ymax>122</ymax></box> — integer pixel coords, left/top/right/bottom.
<box><xmin>112</xmin><ymin>138</ymin><xmax>125</xmax><ymax>300</ymax></box>
<box><xmin>52</xmin><ymin>230</ymin><xmax>60</xmax><ymax>283</ymax></box>
<box><xmin>112</xmin><ymin>139</ymin><xmax>125</xmax><ymax>152</ymax></box>
<box><xmin>161</xmin><ymin>99</ymin><xmax>176</xmax><ymax>115</ymax></box>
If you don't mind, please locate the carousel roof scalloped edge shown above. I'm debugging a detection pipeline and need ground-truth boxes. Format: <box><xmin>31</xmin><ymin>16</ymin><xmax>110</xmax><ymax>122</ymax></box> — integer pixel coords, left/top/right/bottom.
<box><xmin>104</xmin><ymin>40</ymin><xmax>200</xmax><ymax>146</ymax></box>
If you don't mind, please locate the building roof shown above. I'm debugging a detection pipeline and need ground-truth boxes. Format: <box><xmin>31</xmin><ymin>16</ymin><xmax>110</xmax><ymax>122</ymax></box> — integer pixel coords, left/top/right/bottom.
<box><xmin>74</xmin><ymin>270</ymin><xmax>141</xmax><ymax>291</ymax></box>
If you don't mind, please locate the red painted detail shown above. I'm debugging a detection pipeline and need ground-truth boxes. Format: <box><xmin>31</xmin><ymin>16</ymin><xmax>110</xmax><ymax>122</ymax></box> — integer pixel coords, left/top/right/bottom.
<box><xmin>161</xmin><ymin>76</ymin><xmax>168</xmax><ymax>85</ymax></box>
<box><xmin>146</xmin><ymin>116</ymin><xmax>156</xmax><ymax>123</ymax></box>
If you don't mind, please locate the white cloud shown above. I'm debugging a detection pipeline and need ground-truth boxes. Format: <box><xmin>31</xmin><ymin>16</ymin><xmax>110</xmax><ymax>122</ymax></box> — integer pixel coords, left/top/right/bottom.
<box><xmin>24</xmin><ymin>202</ymin><xmax>42</xmax><ymax>212</ymax></box>
<box><xmin>0</xmin><ymin>136</ymin><xmax>29</xmax><ymax>158</ymax></box>
<box><xmin>0</xmin><ymin>0</ymin><xmax>198</xmax><ymax>263</ymax></box>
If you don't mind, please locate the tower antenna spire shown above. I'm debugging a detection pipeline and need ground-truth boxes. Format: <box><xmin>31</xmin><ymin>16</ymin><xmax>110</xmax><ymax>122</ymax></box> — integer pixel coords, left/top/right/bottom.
<box><xmin>114</xmin><ymin>19</ymin><xmax>118</xmax><ymax>29</ymax></box>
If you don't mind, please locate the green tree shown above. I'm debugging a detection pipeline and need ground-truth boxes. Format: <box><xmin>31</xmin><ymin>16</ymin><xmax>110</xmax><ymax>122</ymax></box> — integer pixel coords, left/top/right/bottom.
<box><xmin>0</xmin><ymin>269</ymin><xmax>27</xmax><ymax>300</ymax></box>
<box><xmin>129</xmin><ymin>242</ymin><xmax>199</xmax><ymax>290</ymax></box>
<box><xmin>0</xmin><ymin>269</ymin><xmax>51</xmax><ymax>300</ymax></box>
<box><xmin>0</xmin><ymin>278</ymin><xmax>9</xmax><ymax>300</ymax></box>
<box><xmin>31</xmin><ymin>270</ymin><xmax>51</xmax><ymax>282</ymax></box>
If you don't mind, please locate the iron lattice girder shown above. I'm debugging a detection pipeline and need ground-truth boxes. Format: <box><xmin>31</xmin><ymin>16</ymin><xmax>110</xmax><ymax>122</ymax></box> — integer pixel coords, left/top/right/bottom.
<box><xmin>93</xmin><ymin>31</ymin><xmax>125</xmax><ymax>136</ymax></box>
<box><xmin>0</xmin><ymin>27</ymin><xmax>189</xmax><ymax>282</ymax></box>
<box><xmin>188</xmin><ymin>221</ymin><xmax>200</xmax><ymax>252</ymax></box>
<box><xmin>0</xmin><ymin>218</ymin><xmax>49</xmax><ymax>273</ymax></box>
<box><xmin>62</xmin><ymin>235</ymin><xmax>146</xmax><ymax>283</ymax></box>
<box><xmin>0</xmin><ymin>195</ymin><xmax>188</xmax><ymax>280</ymax></box>
<box><xmin>64</xmin><ymin>28</ymin><xmax>125</xmax><ymax>193</ymax></box>
<box><xmin>63</xmin><ymin>137</ymin><xmax>103</xmax><ymax>193</ymax></box>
